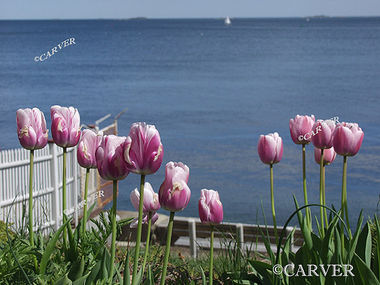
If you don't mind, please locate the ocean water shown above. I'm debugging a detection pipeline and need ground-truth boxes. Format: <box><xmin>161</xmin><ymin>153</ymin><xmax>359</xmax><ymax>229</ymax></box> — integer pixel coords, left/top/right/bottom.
<box><xmin>1</xmin><ymin>18</ymin><xmax>380</xmax><ymax>226</ymax></box>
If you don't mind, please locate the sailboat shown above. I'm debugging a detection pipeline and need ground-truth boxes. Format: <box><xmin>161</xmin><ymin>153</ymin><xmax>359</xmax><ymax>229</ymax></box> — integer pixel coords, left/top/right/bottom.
<box><xmin>224</xmin><ymin>16</ymin><xmax>231</xmax><ymax>25</ymax></box>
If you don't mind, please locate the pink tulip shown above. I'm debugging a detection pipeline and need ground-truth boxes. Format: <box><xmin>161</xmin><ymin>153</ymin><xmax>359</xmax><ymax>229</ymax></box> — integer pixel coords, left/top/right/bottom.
<box><xmin>198</xmin><ymin>189</ymin><xmax>223</xmax><ymax>224</ymax></box>
<box><xmin>257</xmin><ymin>132</ymin><xmax>283</xmax><ymax>165</ymax></box>
<box><xmin>124</xmin><ymin>122</ymin><xmax>164</xmax><ymax>175</ymax></box>
<box><xmin>314</xmin><ymin>147</ymin><xmax>336</xmax><ymax>166</ymax></box>
<box><xmin>130</xmin><ymin>182</ymin><xmax>160</xmax><ymax>213</ymax></box>
<box><xmin>95</xmin><ymin>135</ymin><xmax>129</xmax><ymax>180</ymax></box>
<box><xmin>77</xmin><ymin>129</ymin><xmax>103</xmax><ymax>169</ymax></box>
<box><xmin>50</xmin><ymin>105</ymin><xmax>81</xmax><ymax>148</ymax></box>
<box><xmin>159</xmin><ymin>162</ymin><xmax>191</xmax><ymax>212</ymax></box>
<box><xmin>311</xmin><ymin>119</ymin><xmax>335</xmax><ymax>149</ymax></box>
<box><xmin>130</xmin><ymin>213</ymin><xmax>159</xmax><ymax>228</ymax></box>
<box><xmin>333</xmin><ymin>122</ymin><xmax>364</xmax><ymax>156</ymax></box>
<box><xmin>16</xmin><ymin>108</ymin><xmax>48</xmax><ymax>150</ymax></box>
<box><xmin>289</xmin><ymin>115</ymin><xmax>315</xmax><ymax>144</ymax></box>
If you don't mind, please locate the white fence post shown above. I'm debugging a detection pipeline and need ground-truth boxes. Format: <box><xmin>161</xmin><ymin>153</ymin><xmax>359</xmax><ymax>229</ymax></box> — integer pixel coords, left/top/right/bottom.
<box><xmin>188</xmin><ymin>219</ymin><xmax>197</xmax><ymax>258</ymax></box>
<box><xmin>236</xmin><ymin>223</ymin><xmax>244</xmax><ymax>244</ymax></box>
<box><xmin>50</xmin><ymin>143</ymin><xmax>60</xmax><ymax>231</ymax></box>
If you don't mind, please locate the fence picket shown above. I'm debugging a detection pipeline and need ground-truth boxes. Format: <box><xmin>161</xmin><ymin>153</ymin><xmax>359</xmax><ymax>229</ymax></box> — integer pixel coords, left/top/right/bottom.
<box><xmin>0</xmin><ymin>143</ymin><xmax>96</xmax><ymax>234</ymax></box>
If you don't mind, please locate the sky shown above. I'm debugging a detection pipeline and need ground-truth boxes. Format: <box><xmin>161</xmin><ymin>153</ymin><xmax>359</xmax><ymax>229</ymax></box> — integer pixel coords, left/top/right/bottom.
<box><xmin>0</xmin><ymin>0</ymin><xmax>380</xmax><ymax>19</ymax></box>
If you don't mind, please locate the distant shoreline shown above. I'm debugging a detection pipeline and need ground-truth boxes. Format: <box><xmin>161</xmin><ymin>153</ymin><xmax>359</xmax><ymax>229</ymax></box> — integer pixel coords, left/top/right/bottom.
<box><xmin>1</xmin><ymin>16</ymin><xmax>380</xmax><ymax>21</ymax></box>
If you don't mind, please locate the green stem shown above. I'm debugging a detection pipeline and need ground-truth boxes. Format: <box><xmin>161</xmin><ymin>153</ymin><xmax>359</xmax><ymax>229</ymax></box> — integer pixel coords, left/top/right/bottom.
<box><xmin>29</xmin><ymin>150</ymin><xmax>34</xmax><ymax>245</ymax></box>
<box><xmin>110</xmin><ymin>180</ymin><xmax>118</xmax><ymax>282</ymax></box>
<box><xmin>341</xmin><ymin>156</ymin><xmax>352</xmax><ymax>238</ymax></box>
<box><xmin>160</xmin><ymin>211</ymin><xmax>175</xmax><ymax>285</ymax></box>
<box><xmin>142</xmin><ymin>212</ymin><xmax>152</xmax><ymax>275</ymax></box>
<box><xmin>62</xmin><ymin>147</ymin><xmax>68</xmax><ymax>248</ymax></box>
<box><xmin>209</xmin><ymin>225</ymin><xmax>214</xmax><ymax>285</ymax></box>
<box><xmin>322</xmin><ymin>163</ymin><xmax>328</xmax><ymax>227</ymax></box>
<box><xmin>270</xmin><ymin>164</ymin><xmax>278</xmax><ymax>243</ymax></box>
<box><xmin>302</xmin><ymin>144</ymin><xmax>311</xmax><ymax>229</ymax></box>
<box><xmin>132</xmin><ymin>174</ymin><xmax>146</xmax><ymax>285</ymax></box>
<box><xmin>82</xmin><ymin>168</ymin><xmax>90</xmax><ymax>236</ymax></box>
<box><xmin>319</xmin><ymin>149</ymin><xmax>325</xmax><ymax>237</ymax></box>
<box><xmin>29</xmin><ymin>150</ymin><xmax>37</xmax><ymax>270</ymax></box>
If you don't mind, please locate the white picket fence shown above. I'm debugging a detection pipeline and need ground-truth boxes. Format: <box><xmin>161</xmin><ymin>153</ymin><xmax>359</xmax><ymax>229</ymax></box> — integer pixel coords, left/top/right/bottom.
<box><xmin>0</xmin><ymin>143</ymin><xmax>98</xmax><ymax>235</ymax></box>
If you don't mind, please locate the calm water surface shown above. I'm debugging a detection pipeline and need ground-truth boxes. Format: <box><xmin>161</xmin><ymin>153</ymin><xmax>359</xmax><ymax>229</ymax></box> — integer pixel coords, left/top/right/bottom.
<box><xmin>0</xmin><ymin>18</ymin><xmax>380</xmax><ymax>226</ymax></box>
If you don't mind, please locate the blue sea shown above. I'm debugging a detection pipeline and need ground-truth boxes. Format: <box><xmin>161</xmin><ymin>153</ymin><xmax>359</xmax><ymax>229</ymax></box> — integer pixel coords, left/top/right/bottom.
<box><xmin>1</xmin><ymin>18</ymin><xmax>380</xmax><ymax>226</ymax></box>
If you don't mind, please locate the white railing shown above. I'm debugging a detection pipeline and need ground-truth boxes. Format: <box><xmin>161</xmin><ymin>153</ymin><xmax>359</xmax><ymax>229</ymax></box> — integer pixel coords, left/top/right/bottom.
<box><xmin>0</xmin><ymin>143</ymin><xmax>98</xmax><ymax>234</ymax></box>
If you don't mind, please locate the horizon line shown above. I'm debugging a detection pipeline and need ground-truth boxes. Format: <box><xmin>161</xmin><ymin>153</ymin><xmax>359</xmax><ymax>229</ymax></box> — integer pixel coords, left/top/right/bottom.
<box><xmin>1</xmin><ymin>15</ymin><xmax>380</xmax><ymax>21</ymax></box>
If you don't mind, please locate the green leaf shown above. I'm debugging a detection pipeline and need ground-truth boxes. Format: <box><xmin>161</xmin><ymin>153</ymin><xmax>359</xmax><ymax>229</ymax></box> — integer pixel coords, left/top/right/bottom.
<box><xmin>66</xmin><ymin>215</ymin><xmax>79</xmax><ymax>262</ymax></box>
<box><xmin>40</xmin><ymin>218</ymin><xmax>71</xmax><ymax>275</ymax></box>
<box><xmin>248</xmin><ymin>260</ymin><xmax>273</xmax><ymax>284</ymax></box>
<box><xmin>101</xmin><ymin>247</ymin><xmax>109</xmax><ymax>280</ymax></box>
<box><xmin>334</xmin><ymin>227</ymin><xmax>343</xmax><ymax>265</ymax></box>
<box><xmin>147</xmin><ymin>265</ymin><xmax>153</xmax><ymax>285</ymax></box>
<box><xmin>347</xmin><ymin>211</ymin><xmax>364</xmax><ymax>262</ymax></box>
<box><xmin>123</xmin><ymin>251</ymin><xmax>130</xmax><ymax>285</ymax></box>
<box><xmin>321</xmin><ymin>215</ymin><xmax>339</xmax><ymax>263</ymax></box>
<box><xmin>301</xmin><ymin>215</ymin><xmax>313</xmax><ymax>251</ymax></box>
<box><xmin>353</xmin><ymin>253</ymin><xmax>380</xmax><ymax>285</ymax></box>
<box><xmin>72</xmin><ymin>272</ymin><xmax>90</xmax><ymax>285</ymax></box>
<box><xmin>259</xmin><ymin>228</ymin><xmax>275</xmax><ymax>263</ymax></box>
<box><xmin>355</xmin><ymin>222</ymin><xmax>372</xmax><ymax>268</ymax></box>
<box><xmin>200</xmin><ymin>266</ymin><xmax>207</xmax><ymax>285</ymax></box>
<box><xmin>115</xmin><ymin>263</ymin><xmax>123</xmax><ymax>284</ymax></box>
<box><xmin>135</xmin><ymin>267</ymin><xmax>144</xmax><ymax>285</ymax></box>
<box><xmin>85</xmin><ymin>260</ymin><xmax>102</xmax><ymax>285</ymax></box>
<box><xmin>68</xmin><ymin>256</ymin><xmax>85</xmax><ymax>281</ymax></box>
<box><xmin>55</xmin><ymin>274</ymin><xmax>73</xmax><ymax>285</ymax></box>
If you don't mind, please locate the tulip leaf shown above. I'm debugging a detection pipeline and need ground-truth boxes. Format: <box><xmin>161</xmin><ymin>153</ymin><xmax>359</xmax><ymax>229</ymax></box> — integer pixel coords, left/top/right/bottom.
<box><xmin>123</xmin><ymin>251</ymin><xmax>130</xmax><ymax>285</ymax></box>
<box><xmin>72</xmin><ymin>272</ymin><xmax>90</xmax><ymax>285</ymax></box>
<box><xmin>85</xmin><ymin>259</ymin><xmax>102</xmax><ymax>285</ymax></box>
<box><xmin>40</xmin><ymin>218</ymin><xmax>71</xmax><ymax>275</ymax></box>
<box><xmin>101</xmin><ymin>247</ymin><xmax>110</xmax><ymax>280</ymax></box>
<box><xmin>347</xmin><ymin>211</ymin><xmax>363</xmax><ymax>262</ymax></box>
<box><xmin>200</xmin><ymin>266</ymin><xmax>207</xmax><ymax>285</ymax></box>
<box><xmin>68</xmin><ymin>256</ymin><xmax>85</xmax><ymax>281</ymax></box>
<box><xmin>354</xmin><ymin>222</ymin><xmax>371</xmax><ymax>267</ymax></box>
<box><xmin>55</xmin><ymin>273</ymin><xmax>73</xmax><ymax>285</ymax></box>
<box><xmin>353</xmin><ymin>253</ymin><xmax>380</xmax><ymax>285</ymax></box>
<box><xmin>321</xmin><ymin>215</ymin><xmax>339</xmax><ymax>263</ymax></box>
<box><xmin>147</xmin><ymin>265</ymin><xmax>153</xmax><ymax>285</ymax></box>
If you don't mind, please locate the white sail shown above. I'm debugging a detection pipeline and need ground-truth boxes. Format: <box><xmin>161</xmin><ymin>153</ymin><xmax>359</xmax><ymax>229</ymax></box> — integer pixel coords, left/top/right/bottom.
<box><xmin>225</xmin><ymin>16</ymin><xmax>231</xmax><ymax>25</ymax></box>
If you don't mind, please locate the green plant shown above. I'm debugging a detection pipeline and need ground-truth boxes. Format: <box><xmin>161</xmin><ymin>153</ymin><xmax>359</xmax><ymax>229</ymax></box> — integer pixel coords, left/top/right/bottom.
<box><xmin>248</xmin><ymin>198</ymin><xmax>380</xmax><ymax>285</ymax></box>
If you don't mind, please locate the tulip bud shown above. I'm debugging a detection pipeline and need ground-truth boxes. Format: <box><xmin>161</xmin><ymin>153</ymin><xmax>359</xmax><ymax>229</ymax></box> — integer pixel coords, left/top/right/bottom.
<box><xmin>130</xmin><ymin>182</ymin><xmax>160</xmax><ymax>213</ymax></box>
<box><xmin>311</xmin><ymin>119</ymin><xmax>335</xmax><ymax>149</ymax></box>
<box><xmin>159</xmin><ymin>162</ymin><xmax>191</xmax><ymax>212</ymax></box>
<box><xmin>96</xmin><ymin>135</ymin><xmax>129</xmax><ymax>180</ymax></box>
<box><xmin>289</xmin><ymin>115</ymin><xmax>315</xmax><ymax>145</ymax></box>
<box><xmin>50</xmin><ymin>105</ymin><xmax>81</xmax><ymax>148</ymax></box>
<box><xmin>124</xmin><ymin>122</ymin><xmax>164</xmax><ymax>175</ymax></box>
<box><xmin>314</xmin><ymin>147</ymin><xmax>336</xmax><ymax>166</ymax></box>
<box><xmin>257</xmin><ymin>132</ymin><xmax>283</xmax><ymax>165</ymax></box>
<box><xmin>333</xmin><ymin>122</ymin><xmax>364</xmax><ymax>156</ymax></box>
<box><xmin>198</xmin><ymin>189</ymin><xmax>223</xmax><ymax>224</ymax></box>
<box><xmin>16</xmin><ymin>108</ymin><xmax>48</xmax><ymax>150</ymax></box>
<box><xmin>77</xmin><ymin>129</ymin><xmax>102</xmax><ymax>169</ymax></box>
